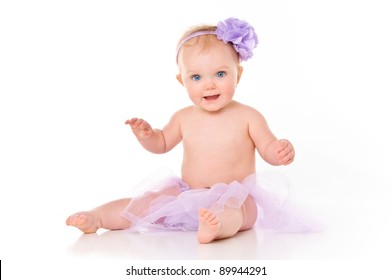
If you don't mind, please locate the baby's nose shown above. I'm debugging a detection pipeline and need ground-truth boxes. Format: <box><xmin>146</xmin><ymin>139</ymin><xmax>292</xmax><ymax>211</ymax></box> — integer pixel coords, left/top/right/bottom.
<box><xmin>204</xmin><ymin>78</ymin><xmax>216</xmax><ymax>90</ymax></box>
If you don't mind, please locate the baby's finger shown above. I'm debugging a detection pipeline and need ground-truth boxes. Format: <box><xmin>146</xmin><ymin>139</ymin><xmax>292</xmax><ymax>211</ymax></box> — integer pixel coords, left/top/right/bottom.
<box><xmin>139</xmin><ymin>120</ymin><xmax>149</xmax><ymax>130</ymax></box>
<box><xmin>279</xmin><ymin>150</ymin><xmax>295</xmax><ymax>165</ymax></box>
<box><xmin>278</xmin><ymin>140</ymin><xmax>289</xmax><ymax>150</ymax></box>
<box><xmin>125</xmin><ymin>118</ymin><xmax>138</xmax><ymax>125</ymax></box>
<box><xmin>131</xmin><ymin>118</ymin><xmax>145</xmax><ymax>129</ymax></box>
<box><xmin>277</xmin><ymin>148</ymin><xmax>287</xmax><ymax>161</ymax></box>
<box><xmin>277</xmin><ymin>143</ymin><xmax>292</xmax><ymax>157</ymax></box>
<box><xmin>280</xmin><ymin>143</ymin><xmax>292</xmax><ymax>155</ymax></box>
<box><xmin>275</xmin><ymin>141</ymin><xmax>286</xmax><ymax>154</ymax></box>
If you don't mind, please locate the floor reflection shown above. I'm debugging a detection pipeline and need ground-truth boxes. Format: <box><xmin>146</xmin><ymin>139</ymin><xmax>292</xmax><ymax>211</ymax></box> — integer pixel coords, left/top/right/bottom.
<box><xmin>67</xmin><ymin>228</ymin><xmax>262</xmax><ymax>259</ymax></box>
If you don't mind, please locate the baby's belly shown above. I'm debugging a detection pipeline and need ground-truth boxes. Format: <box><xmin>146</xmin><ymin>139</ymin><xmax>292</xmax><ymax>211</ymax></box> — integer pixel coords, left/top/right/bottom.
<box><xmin>181</xmin><ymin>161</ymin><xmax>256</xmax><ymax>188</ymax></box>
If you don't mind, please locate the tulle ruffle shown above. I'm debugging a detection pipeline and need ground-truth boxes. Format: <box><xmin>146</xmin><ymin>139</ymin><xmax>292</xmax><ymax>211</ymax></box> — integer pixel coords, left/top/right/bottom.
<box><xmin>121</xmin><ymin>169</ymin><xmax>321</xmax><ymax>233</ymax></box>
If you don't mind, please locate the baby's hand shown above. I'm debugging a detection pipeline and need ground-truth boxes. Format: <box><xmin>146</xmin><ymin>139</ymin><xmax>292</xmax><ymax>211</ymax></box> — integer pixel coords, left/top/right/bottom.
<box><xmin>276</xmin><ymin>139</ymin><xmax>295</xmax><ymax>165</ymax></box>
<box><xmin>125</xmin><ymin>118</ymin><xmax>153</xmax><ymax>140</ymax></box>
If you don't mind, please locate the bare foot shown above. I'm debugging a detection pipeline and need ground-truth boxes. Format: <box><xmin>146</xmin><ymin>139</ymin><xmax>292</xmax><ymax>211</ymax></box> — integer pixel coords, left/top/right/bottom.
<box><xmin>197</xmin><ymin>205</ymin><xmax>245</xmax><ymax>244</ymax></box>
<box><xmin>197</xmin><ymin>208</ymin><xmax>221</xmax><ymax>244</ymax></box>
<box><xmin>66</xmin><ymin>211</ymin><xmax>101</xmax><ymax>234</ymax></box>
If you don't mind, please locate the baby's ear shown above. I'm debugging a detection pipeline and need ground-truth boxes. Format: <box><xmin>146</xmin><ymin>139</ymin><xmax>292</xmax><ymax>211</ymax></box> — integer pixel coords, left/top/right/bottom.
<box><xmin>176</xmin><ymin>74</ymin><xmax>184</xmax><ymax>85</ymax></box>
<box><xmin>237</xmin><ymin>66</ymin><xmax>244</xmax><ymax>84</ymax></box>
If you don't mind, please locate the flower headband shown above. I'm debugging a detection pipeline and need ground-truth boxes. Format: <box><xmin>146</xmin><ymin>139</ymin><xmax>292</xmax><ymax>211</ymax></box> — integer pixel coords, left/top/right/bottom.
<box><xmin>176</xmin><ymin>17</ymin><xmax>259</xmax><ymax>63</ymax></box>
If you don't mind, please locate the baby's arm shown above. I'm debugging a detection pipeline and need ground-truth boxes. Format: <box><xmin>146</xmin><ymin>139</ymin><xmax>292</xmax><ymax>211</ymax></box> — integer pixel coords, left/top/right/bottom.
<box><xmin>125</xmin><ymin>112</ymin><xmax>182</xmax><ymax>154</ymax></box>
<box><xmin>248</xmin><ymin>109</ymin><xmax>295</xmax><ymax>166</ymax></box>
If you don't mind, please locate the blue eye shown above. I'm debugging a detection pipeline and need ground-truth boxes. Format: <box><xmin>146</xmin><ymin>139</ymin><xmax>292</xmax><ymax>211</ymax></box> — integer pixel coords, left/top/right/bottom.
<box><xmin>216</xmin><ymin>71</ymin><xmax>226</xmax><ymax>78</ymax></box>
<box><xmin>192</xmin><ymin>75</ymin><xmax>201</xmax><ymax>81</ymax></box>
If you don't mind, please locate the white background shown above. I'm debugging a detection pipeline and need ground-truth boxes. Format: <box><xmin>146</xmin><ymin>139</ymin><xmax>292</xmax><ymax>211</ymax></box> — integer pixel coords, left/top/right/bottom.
<box><xmin>1</xmin><ymin>0</ymin><xmax>391</xmax><ymax>278</ymax></box>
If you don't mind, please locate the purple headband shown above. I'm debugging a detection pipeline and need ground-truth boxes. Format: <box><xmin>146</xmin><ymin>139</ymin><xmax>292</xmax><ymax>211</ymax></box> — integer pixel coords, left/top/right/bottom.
<box><xmin>176</xmin><ymin>17</ymin><xmax>259</xmax><ymax>63</ymax></box>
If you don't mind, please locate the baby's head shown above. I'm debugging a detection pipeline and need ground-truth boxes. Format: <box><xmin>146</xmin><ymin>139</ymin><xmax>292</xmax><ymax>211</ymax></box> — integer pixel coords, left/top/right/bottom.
<box><xmin>175</xmin><ymin>18</ymin><xmax>258</xmax><ymax>112</ymax></box>
<box><xmin>176</xmin><ymin>18</ymin><xmax>258</xmax><ymax>68</ymax></box>
<box><xmin>176</xmin><ymin>26</ymin><xmax>225</xmax><ymax>69</ymax></box>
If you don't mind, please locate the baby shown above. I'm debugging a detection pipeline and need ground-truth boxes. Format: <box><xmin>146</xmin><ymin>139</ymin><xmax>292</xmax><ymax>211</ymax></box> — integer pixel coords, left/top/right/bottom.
<box><xmin>66</xmin><ymin>18</ymin><xmax>295</xmax><ymax>244</ymax></box>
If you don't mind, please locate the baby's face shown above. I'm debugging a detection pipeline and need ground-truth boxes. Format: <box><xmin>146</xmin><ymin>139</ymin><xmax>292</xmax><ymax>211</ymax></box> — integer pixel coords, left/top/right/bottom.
<box><xmin>177</xmin><ymin>39</ymin><xmax>242</xmax><ymax>112</ymax></box>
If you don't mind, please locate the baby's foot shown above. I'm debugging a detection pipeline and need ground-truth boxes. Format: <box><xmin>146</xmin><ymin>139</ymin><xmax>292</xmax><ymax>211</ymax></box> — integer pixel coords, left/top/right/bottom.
<box><xmin>197</xmin><ymin>208</ymin><xmax>221</xmax><ymax>244</ymax></box>
<box><xmin>66</xmin><ymin>211</ymin><xmax>100</xmax><ymax>234</ymax></box>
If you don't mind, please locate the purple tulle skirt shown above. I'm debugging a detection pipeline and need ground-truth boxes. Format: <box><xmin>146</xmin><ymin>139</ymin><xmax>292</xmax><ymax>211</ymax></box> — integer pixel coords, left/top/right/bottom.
<box><xmin>121</xmin><ymin>169</ymin><xmax>320</xmax><ymax>233</ymax></box>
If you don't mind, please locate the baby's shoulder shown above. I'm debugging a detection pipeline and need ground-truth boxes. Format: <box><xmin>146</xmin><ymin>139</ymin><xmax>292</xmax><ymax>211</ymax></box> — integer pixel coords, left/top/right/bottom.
<box><xmin>168</xmin><ymin>106</ymin><xmax>193</xmax><ymax>122</ymax></box>
<box><xmin>231</xmin><ymin>102</ymin><xmax>269</xmax><ymax>128</ymax></box>
<box><xmin>232</xmin><ymin>101</ymin><xmax>264</xmax><ymax>118</ymax></box>
<box><xmin>173</xmin><ymin>105</ymin><xmax>193</xmax><ymax>117</ymax></box>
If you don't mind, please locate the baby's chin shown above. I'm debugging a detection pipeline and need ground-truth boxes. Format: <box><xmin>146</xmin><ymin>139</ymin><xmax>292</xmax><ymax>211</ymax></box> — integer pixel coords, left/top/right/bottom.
<box><xmin>203</xmin><ymin>97</ymin><xmax>235</xmax><ymax>112</ymax></box>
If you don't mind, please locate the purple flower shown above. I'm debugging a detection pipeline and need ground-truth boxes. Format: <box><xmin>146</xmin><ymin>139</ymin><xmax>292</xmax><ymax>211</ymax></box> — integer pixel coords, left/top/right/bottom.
<box><xmin>216</xmin><ymin>17</ymin><xmax>259</xmax><ymax>61</ymax></box>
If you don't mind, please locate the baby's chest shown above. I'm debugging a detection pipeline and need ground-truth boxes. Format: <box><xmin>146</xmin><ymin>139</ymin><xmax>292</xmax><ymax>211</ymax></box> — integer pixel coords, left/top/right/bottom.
<box><xmin>182</xmin><ymin>122</ymin><xmax>251</xmax><ymax>148</ymax></box>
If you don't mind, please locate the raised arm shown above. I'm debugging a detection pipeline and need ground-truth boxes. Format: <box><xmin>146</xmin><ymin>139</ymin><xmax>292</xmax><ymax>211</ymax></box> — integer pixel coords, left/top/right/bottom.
<box><xmin>248</xmin><ymin>108</ymin><xmax>295</xmax><ymax>166</ymax></box>
<box><xmin>125</xmin><ymin>111</ymin><xmax>183</xmax><ymax>154</ymax></box>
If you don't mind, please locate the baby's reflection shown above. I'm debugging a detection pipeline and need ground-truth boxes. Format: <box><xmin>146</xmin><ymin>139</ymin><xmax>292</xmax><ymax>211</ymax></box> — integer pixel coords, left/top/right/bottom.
<box><xmin>67</xmin><ymin>228</ymin><xmax>261</xmax><ymax>259</ymax></box>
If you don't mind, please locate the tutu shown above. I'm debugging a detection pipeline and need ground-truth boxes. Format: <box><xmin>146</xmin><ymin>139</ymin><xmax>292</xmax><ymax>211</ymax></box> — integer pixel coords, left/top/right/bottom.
<box><xmin>121</xmin><ymin>169</ymin><xmax>320</xmax><ymax>233</ymax></box>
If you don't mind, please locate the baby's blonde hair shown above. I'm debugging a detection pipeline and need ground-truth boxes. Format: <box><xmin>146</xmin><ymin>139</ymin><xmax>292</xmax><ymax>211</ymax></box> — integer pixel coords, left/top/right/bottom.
<box><xmin>176</xmin><ymin>25</ymin><xmax>217</xmax><ymax>49</ymax></box>
<box><xmin>176</xmin><ymin>25</ymin><xmax>240</xmax><ymax>65</ymax></box>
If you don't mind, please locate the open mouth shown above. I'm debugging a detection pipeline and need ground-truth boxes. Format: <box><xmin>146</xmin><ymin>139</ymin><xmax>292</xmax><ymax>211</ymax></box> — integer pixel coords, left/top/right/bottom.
<box><xmin>203</xmin><ymin>94</ymin><xmax>220</xmax><ymax>101</ymax></box>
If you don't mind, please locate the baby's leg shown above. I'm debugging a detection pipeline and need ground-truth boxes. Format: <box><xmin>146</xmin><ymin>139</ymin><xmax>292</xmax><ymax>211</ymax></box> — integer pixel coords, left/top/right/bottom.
<box><xmin>239</xmin><ymin>196</ymin><xmax>258</xmax><ymax>231</ymax></box>
<box><xmin>197</xmin><ymin>196</ymin><xmax>257</xmax><ymax>244</ymax></box>
<box><xmin>66</xmin><ymin>185</ymin><xmax>182</xmax><ymax>234</ymax></box>
<box><xmin>66</xmin><ymin>198</ymin><xmax>132</xmax><ymax>233</ymax></box>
